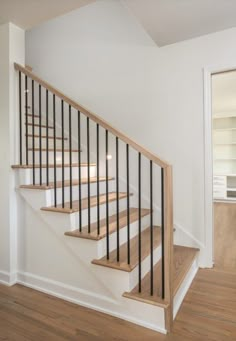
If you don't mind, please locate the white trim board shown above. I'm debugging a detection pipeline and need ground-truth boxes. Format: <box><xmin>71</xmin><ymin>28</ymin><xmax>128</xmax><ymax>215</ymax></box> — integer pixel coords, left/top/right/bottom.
<box><xmin>0</xmin><ymin>270</ymin><xmax>17</xmax><ymax>286</ymax></box>
<box><xmin>203</xmin><ymin>63</ymin><xmax>236</xmax><ymax>268</ymax></box>
<box><xmin>16</xmin><ymin>271</ymin><xmax>167</xmax><ymax>334</ymax></box>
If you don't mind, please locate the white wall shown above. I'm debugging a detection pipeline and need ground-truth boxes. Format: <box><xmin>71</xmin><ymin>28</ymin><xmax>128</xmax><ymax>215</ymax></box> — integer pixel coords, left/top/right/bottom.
<box><xmin>25</xmin><ymin>0</ymin><xmax>236</xmax><ymax>265</ymax></box>
<box><xmin>0</xmin><ymin>23</ymin><xmax>25</xmax><ymax>284</ymax></box>
<box><xmin>25</xmin><ymin>0</ymin><xmax>160</xmax><ymax>145</ymax></box>
<box><xmin>155</xmin><ymin>28</ymin><xmax>236</xmax><ymax>264</ymax></box>
<box><xmin>25</xmin><ymin>0</ymin><xmax>163</xmax><ymax>221</ymax></box>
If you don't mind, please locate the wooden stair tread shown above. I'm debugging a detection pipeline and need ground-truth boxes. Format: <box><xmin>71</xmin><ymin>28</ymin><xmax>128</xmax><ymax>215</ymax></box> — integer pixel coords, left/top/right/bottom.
<box><xmin>12</xmin><ymin>163</ymin><xmax>95</xmax><ymax>169</ymax></box>
<box><xmin>26</xmin><ymin>122</ymin><xmax>54</xmax><ymax>129</ymax></box>
<box><xmin>26</xmin><ymin>134</ymin><xmax>68</xmax><ymax>140</ymax></box>
<box><xmin>123</xmin><ymin>245</ymin><xmax>199</xmax><ymax>306</ymax></box>
<box><xmin>92</xmin><ymin>226</ymin><xmax>161</xmax><ymax>272</ymax></box>
<box><xmin>26</xmin><ymin>113</ymin><xmax>40</xmax><ymax>118</ymax></box>
<box><xmin>27</xmin><ymin>148</ymin><xmax>81</xmax><ymax>152</ymax></box>
<box><xmin>41</xmin><ymin>192</ymin><xmax>132</xmax><ymax>214</ymax></box>
<box><xmin>65</xmin><ymin>208</ymin><xmax>150</xmax><ymax>240</ymax></box>
<box><xmin>20</xmin><ymin>177</ymin><xmax>114</xmax><ymax>190</ymax></box>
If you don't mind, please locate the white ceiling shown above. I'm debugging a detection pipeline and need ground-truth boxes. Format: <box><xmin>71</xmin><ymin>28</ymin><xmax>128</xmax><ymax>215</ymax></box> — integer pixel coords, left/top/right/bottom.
<box><xmin>212</xmin><ymin>71</ymin><xmax>236</xmax><ymax>115</ymax></box>
<box><xmin>0</xmin><ymin>0</ymin><xmax>95</xmax><ymax>29</ymax></box>
<box><xmin>123</xmin><ymin>0</ymin><xmax>236</xmax><ymax>46</ymax></box>
<box><xmin>1</xmin><ymin>0</ymin><xmax>236</xmax><ymax>46</ymax></box>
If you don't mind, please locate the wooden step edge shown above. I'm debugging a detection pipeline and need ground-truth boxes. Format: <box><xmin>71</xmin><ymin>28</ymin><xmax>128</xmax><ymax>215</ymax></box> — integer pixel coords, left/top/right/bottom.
<box><xmin>122</xmin><ymin>246</ymin><xmax>199</xmax><ymax>310</ymax></box>
<box><xmin>25</xmin><ymin>123</ymin><xmax>54</xmax><ymax>129</ymax></box>
<box><xmin>173</xmin><ymin>246</ymin><xmax>199</xmax><ymax>296</ymax></box>
<box><xmin>26</xmin><ymin>134</ymin><xmax>68</xmax><ymax>140</ymax></box>
<box><xmin>41</xmin><ymin>192</ymin><xmax>132</xmax><ymax>214</ymax></box>
<box><xmin>27</xmin><ymin>148</ymin><xmax>81</xmax><ymax>152</ymax></box>
<box><xmin>26</xmin><ymin>113</ymin><xmax>40</xmax><ymax>118</ymax></box>
<box><xmin>12</xmin><ymin>163</ymin><xmax>95</xmax><ymax>169</ymax></box>
<box><xmin>122</xmin><ymin>292</ymin><xmax>169</xmax><ymax>309</ymax></box>
<box><xmin>91</xmin><ymin>226</ymin><xmax>161</xmax><ymax>272</ymax></box>
<box><xmin>65</xmin><ymin>208</ymin><xmax>151</xmax><ymax>241</ymax></box>
<box><xmin>20</xmin><ymin>177</ymin><xmax>114</xmax><ymax>190</ymax></box>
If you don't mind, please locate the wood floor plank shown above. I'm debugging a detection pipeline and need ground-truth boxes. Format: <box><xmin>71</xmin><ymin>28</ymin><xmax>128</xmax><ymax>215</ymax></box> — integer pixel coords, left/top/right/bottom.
<box><xmin>92</xmin><ymin>226</ymin><xmax>161</xmax><ymax>272</ymax></box>
<box><xmin>65</xmin><ymin>208</ymin><xmax>150</xmax><ymax>240</ymax></box>
<box><xmin>41</xmin><ymin>192</ymin><xmax>131</xmax><ymax>214</ymax></box>
<box><xmin>214</xmin><ymin>202</ymin><xmax>236</xmax><ymax>271</ymax></box>
<box><xmin>1</xmin><ymin>268</ymin><xmax>236</xmax><ymax>340</ymax></box>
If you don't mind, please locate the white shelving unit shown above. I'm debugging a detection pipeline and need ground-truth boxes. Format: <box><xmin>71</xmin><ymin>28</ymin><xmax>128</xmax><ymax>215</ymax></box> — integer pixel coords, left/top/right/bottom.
<box><xmin>213</xmin><ymin>115</ymin><xmax>236</xmax><ymax>201</ymax></box>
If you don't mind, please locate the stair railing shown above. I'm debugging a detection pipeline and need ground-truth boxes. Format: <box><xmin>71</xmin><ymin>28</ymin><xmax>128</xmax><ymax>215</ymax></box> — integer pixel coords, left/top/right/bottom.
<box><xmin>14</xmin><ymin>63</ymin><xmax>174</xmax><ymax>328</ymax></box>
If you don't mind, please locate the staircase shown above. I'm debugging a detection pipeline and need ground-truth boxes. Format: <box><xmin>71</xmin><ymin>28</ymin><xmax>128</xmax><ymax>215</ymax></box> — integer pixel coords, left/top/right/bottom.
<box><xmin>12</xmin><ymin>63</ymin><xmax>199</xmax><ymax>334</ymax></box>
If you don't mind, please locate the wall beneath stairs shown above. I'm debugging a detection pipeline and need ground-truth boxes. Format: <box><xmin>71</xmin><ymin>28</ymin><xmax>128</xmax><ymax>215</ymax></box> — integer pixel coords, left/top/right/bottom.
<box><xmin>0</xmin><ymin>23</ymin><xmax>25</xmax><ymax>284</ymax></box>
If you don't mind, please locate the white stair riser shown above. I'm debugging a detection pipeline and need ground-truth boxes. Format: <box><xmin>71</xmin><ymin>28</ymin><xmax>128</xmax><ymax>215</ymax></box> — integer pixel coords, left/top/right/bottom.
<box><xmin>27</xmin><ymin>137</ymin><xmax>69</xmax><ymax>149</ymax></box>
<box><xmin>97</xmin><ymin>214</ymin><xmax>150</xmax><ymax>257</ymax></box>
<box><xmin>28</xmin><ymin>151</ymin><xmax>79</xmax><ymax>164</ymax></box>
<box><xmin>17</xmin><ymin>166</ymin><xmax>97</xmax><ymax>185</ymax></box>
<box><xmin>48</xmin><ymin>180</ymin><xmax>115</xmax><ymax>204</ymax></box>
<box><xmin>26</xmin><ymin>125</ymin><xmax>54</xmax><ymax>136</ymax></box>
<box><xmin>91</xmin><ymin>244</ymin><xmax>162</xmax><ymax>296</ymax></box>
<box><xmin>38</xmin><ymin>195</ymin><xmax>131</xmax><ymax>231</ymax></box>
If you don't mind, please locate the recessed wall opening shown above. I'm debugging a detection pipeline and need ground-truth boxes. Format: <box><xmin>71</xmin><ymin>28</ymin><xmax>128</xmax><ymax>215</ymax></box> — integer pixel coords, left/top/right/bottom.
<box><xmin>211</xmin><ymin>70</ymin><xmax>236</xmax><ymax>271</ymax></box>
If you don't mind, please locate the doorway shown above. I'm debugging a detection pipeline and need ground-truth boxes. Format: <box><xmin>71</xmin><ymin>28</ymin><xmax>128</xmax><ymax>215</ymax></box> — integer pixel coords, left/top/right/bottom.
<box><xmin>211</xmin><ymin>70</ymin><xmax>236</xmax><ymax>272</ymax></box>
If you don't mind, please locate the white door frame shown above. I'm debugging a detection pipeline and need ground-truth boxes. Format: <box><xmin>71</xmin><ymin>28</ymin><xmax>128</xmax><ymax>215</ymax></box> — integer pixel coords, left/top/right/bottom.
<box><xmin>203</xmin><ymin>63</ymin><xmax>236</xmax><ymax>267</ymax></box>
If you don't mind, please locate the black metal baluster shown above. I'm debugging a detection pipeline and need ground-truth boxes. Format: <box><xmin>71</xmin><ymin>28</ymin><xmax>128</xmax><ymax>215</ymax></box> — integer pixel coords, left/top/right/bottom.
<box><xmin>105</xmin><ymin>130</ymin><xmax>109</xmax><ymax>259</ymax></box>
<box><xmin>31</xmin><ymin>80</ymin><xmax>35</xmax><ymax>185</ymax></box>
<box><xmin>138</xmin><ymin>152</ymin><xmax>142</xmax><ymax>292</ymax></box>
<box><xmin>116</xmin><ymin>137</ymin><xmax>120</xmax><ymax>262</ymax></box>
<box><xmin>25</xmin><ymin>75</ymin><xmax>29</xmax><ymax>165</ymax></box>
<box><xmin>46</xmin><ymin>89</ymin><xmax>49</xmax><ymax>186</ymax></box>
<box><xmin>161</xmin><ymin>167</ymin><xmax>165</xmax><ymax>300</ymax></box>
<box><xmin>53</xmin><ymin>94</ymin><xmax>57</xmax><ymax>207</ymax></box>
<box><xmin>126</xmin><ymin>144</ymin><xmax>130</xmax><ymax>265</ymax></box>
<box><xmin>61</xmin><ymin>100</ymin><xmax>65</xmax><ymax>208</ymax></box>
<box><xmin>69</xmin><ymin>105</ymin><xmax>73</xmax><ymax>209</ymax></box>
<box><xmin>87</xmin><ymin>117</ymin><xmax>91</xmax><ymax>233</ymax></box>
<box><xmin>39</xmin><ymin>84</ymin><xmax>42</xmax><ymax>185</ymax></box>
<box><xmin>19</xmin><ymin>72</ymin><xmax>22</xmax><ymax>165</ymax></box>
<box><xmin>150</xmin><ymin>160</ymin><xmax>154</xmax><ymax>296</ymax></box>
<box><xmin>97</xmin><ymin>124</ymin><xmax>100</xmax><ymax>235</ymax></box>
<box><xmin>78</xmin><ymin>111</ymin><xmax>82</xmax><ymax>231</ymax></box>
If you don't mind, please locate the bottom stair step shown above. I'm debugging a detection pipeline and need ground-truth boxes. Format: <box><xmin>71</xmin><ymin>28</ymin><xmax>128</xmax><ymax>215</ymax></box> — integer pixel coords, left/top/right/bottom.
<box><xmin>91</xmin><ymin>226</ymin><xmax>161</xmax><ymax>272</ymax></box>
<box><xmin>65</xmin><ymin>208</ymin><xmax>150</xmax><ymax>240</ymax></box>
<box><xmin>123</xmin><ymin>245</ymin><xmax>199</xmax><ymax>306</ymax></box>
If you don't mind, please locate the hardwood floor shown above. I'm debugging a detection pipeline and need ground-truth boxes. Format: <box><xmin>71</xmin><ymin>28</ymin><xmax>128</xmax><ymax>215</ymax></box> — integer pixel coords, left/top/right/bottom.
<box><xmin>1</xmin><ymin>268</ymin><xmax>236</xmax><ymax>340</ymax></box>
<box><xmin>214</xmin><ymin>202</ymin><xmax>236</xmax><ymax>271</ymax></box>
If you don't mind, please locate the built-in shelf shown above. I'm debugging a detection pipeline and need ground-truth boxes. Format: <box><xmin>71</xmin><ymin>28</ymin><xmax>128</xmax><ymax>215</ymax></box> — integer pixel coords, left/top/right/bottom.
<box><xmin>213</xmin><ymin>114</ymin><xmax>236</xmax><ymax>201</ymax></box>
<box><xmin>215</xmin><ymin>142</ymin><xmax>236</xmax><ymax>145</ymax></box>
<box><xmin>214</xmin><ymin>158</ymin><xmax>236</xmax><ymax>161</ymax></box>
<box><xmin>214</xmin><ymin>127</ymin><xmax>236</xmax><ymax>131</ymax></box>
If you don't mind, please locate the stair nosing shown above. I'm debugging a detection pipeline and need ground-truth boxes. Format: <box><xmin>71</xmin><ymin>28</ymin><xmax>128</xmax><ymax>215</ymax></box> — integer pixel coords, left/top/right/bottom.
<box><xmin>12</xmin><ymin>163</ymin><xmax>95</xmax><ymax>169</ymax></box>
<box><xmin>41</xmin><ymin>192</ymin><xmax>133</xmax><ymax>214</ymax></box>
<box><xmin>26</xmin><ymin>134</ymin><xmax>68</xmax><ymax>140</ymax></box>
<box><xmin>20</xmin><ymin>177</ymin><xmax>114</xmax><ymax>190</ymax></box>
<box><xmin>65</xmin><ymin>208</ymin><xmax>151</xmax><ymax>241</ymax></box>
<box><xmin>91</xmin><ymin>226</ymin><xmax>161</xmax><ymax>272</ymax></box>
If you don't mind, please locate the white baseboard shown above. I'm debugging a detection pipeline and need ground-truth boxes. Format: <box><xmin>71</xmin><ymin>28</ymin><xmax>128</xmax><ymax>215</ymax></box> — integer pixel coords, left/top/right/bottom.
<box><xmin>173</xmin><ymin>257</ymin><xmax>198</xmax><ymax>318</ymax></box>
<box><xmin>17</xmin><ymin>271</ymin><xmax>166</xmax><ymax>334</ymax></box>
<box><xmin>0</xmin><ymin>270</ymin><xmax>17</xmax><ymax>286</ymax></box>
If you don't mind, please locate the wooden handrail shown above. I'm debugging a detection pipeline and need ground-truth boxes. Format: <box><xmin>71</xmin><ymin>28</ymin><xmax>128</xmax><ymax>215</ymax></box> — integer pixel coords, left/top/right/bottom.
<box><xmin>14</xmin><ymin>63</ymin><xmax>170</xmax><ymax>168</ymax></box>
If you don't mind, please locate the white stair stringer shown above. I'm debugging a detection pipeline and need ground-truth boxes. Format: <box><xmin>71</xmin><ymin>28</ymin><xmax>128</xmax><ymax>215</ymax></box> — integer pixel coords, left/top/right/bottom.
<box><xmin>15</xmin><ymin>174</ymin><xmax>167</xmax><ymax>334</ymax></box>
